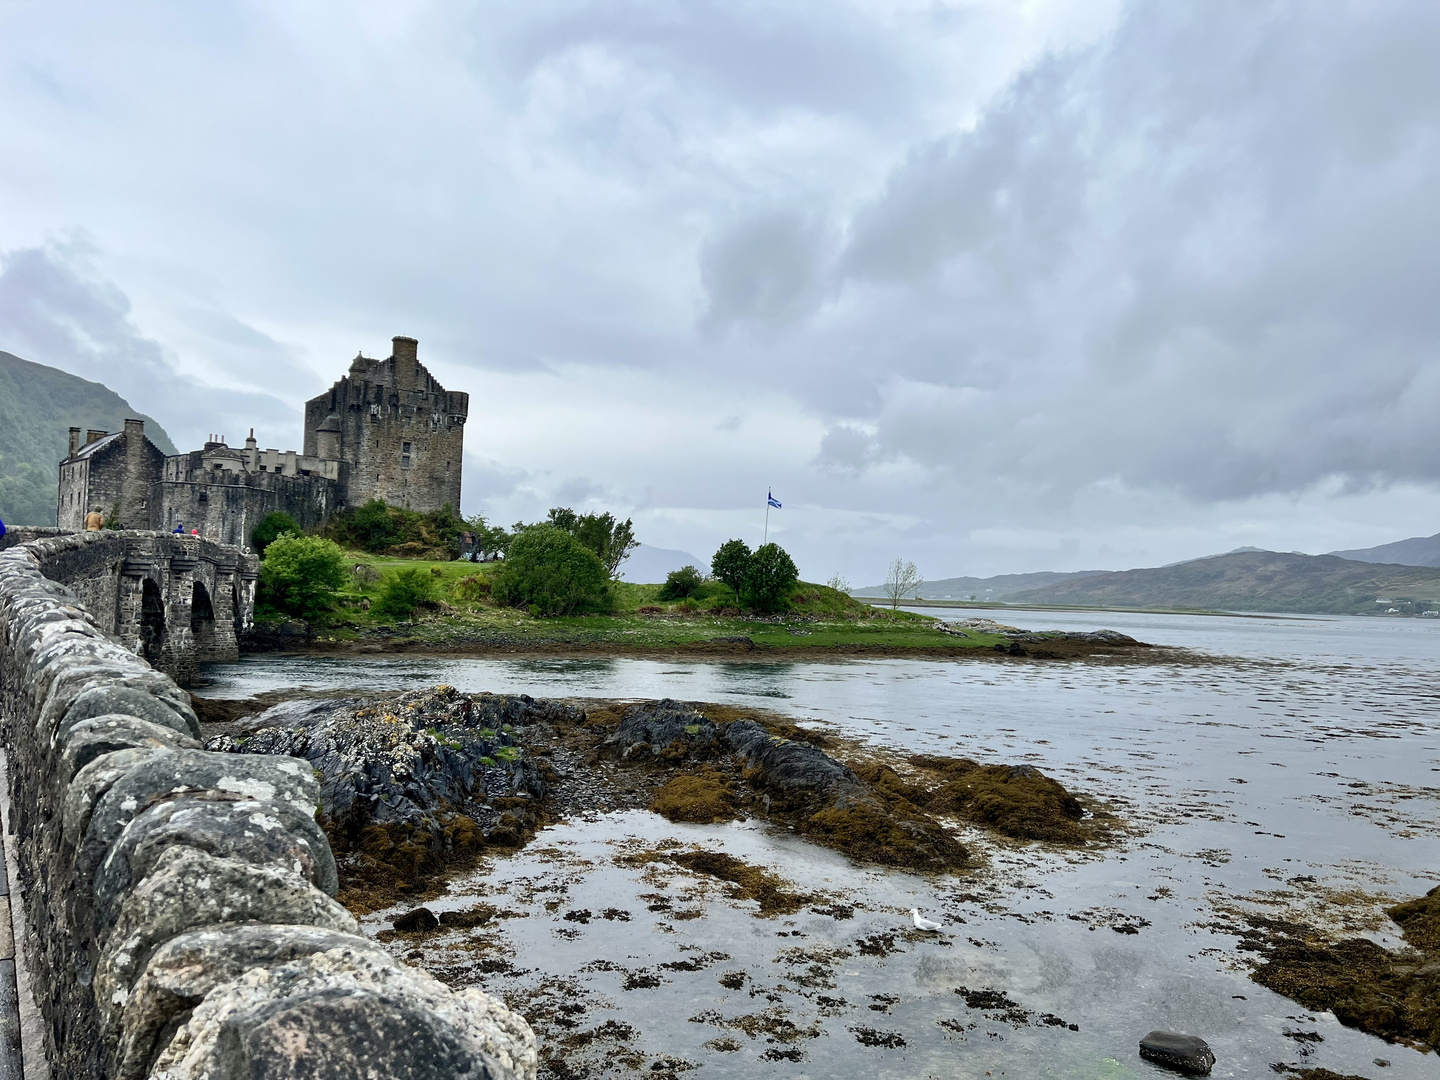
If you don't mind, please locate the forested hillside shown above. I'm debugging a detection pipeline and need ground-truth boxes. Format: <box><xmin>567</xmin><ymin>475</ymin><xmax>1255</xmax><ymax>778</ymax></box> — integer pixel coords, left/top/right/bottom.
<box><xmin>0</xmin><ymin>350</ymin><xmax>176</xmax><ymax>526</ymax></box>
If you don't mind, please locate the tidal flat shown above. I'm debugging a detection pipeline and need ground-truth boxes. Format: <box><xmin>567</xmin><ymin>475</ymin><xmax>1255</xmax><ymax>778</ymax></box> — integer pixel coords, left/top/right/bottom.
<box><xmin>197</xmin><ymin>610</ymin><xmax>1440</xmax><ymax>1079</ymax></box>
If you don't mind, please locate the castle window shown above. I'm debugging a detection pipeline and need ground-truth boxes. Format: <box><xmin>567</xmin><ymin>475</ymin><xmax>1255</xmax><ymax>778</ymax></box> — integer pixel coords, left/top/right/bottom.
<box><xmin>401</xmin><ymin>441</ymin><xmax>412</xmax><ymax>469</ymax></box>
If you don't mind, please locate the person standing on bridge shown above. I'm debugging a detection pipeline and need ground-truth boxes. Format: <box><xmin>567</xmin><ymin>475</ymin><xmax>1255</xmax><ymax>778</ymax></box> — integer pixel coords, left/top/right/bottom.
<box><xmin>84</xmin><ymin>507</ymin><xmax>104</xmax><ymax>531</ymax></box>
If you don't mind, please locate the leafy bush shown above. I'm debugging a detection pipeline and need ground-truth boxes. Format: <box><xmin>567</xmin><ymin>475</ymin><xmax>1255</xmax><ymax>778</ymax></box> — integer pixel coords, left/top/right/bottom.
<box><xmin>543</xmin><ymin>507</ymin><xmax>639</xmax><ymax>575</ymax></box>
<box><xmin>373</xmin><ymin>566</ymin><xmax>443</xmax><ymax>619</ymax></box>
<box><xmin>711</xmin><ymin>539</ymin><xmax>752</xmax><ymax>594</ymax></box>
<box><xmin>256</xmin><ymin>534</ymin><xmax>349</xmax><ymax>622</ymax></box>
<box><xmin>658</xmin><ymin>564</ymin><xmax>704</xmax><ymax>600</ymax></box>
<box><xmin>492</xmin><ymin>525</ymin><xmax>610</xmax><ymax>616</ymax></box>
<box><xmin>452</xmin><ymin>574</ymin><xmax>491</xmax><ymax>601</ymax></box>
<box><xmin>743</xmin><ymin>543</ymin><xmax>799</xmax><ymax>612</ymax></box>
<box><xmin>251</xmin><ymin>511</ymin><xmax>300</xmax><ymax>555</ymax></box>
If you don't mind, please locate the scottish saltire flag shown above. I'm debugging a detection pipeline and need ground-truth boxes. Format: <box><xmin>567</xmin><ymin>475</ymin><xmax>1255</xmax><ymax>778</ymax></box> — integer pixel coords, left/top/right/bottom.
<box><xmin>767</xmin><ymin>491</ymin><xmax>782</xmax><ymax>509</ymax></box>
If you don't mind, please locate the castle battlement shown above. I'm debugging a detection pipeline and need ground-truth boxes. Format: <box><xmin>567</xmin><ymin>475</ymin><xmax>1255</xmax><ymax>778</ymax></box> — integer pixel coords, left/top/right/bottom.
<box><xmin>58</xmin><ymin>337</ymin><xmax>466</xmax><ymax>546</ymax></box>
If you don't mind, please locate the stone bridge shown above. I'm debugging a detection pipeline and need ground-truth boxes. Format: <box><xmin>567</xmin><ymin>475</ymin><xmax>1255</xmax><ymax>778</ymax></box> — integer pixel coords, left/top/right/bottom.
<box><xmin>0</xmin><ymin>529</ymin><xmax>257</xmax><ymax>686</ymax></box>
<box><xmin>0</xmin><ymin>529</ymin><xmax>534</xmax><ymax>1077</ymax></box>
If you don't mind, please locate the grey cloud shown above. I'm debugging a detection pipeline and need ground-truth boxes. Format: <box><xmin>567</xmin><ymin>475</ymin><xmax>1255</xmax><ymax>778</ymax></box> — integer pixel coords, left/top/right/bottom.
<box><xmin>487</xmin><ymin>0</ymin><xmax>914</xmax><ymax>122</ymax></box>
<box><xmin>700</xmin><ymin>209</ymin><xmax>832</xmax><ymax>331</ymax></box>
<box><xmin>790</xmin><ymin>0</ymin><xmax>1440</xmax><ymax>503</ymax></box>
<box><xmin>0</xmin><ymin>239</ymin><xmax>296</xmax><ymax>452</ymax></box>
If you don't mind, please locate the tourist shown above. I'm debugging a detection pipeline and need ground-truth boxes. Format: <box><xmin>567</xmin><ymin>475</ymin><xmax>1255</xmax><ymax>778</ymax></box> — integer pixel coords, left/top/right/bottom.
<box><xmin>84</xmin><ymin>506</ymin><xmax>104</xmax><ymax>531</ymax></box>
<box><xmin>173</xmin><ymin>521</ymin><xmax>184</xmax><ymax>534</ymax></box>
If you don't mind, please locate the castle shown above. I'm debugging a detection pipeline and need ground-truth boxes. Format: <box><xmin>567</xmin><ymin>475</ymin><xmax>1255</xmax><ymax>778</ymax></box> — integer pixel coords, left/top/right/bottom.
<box><xmin>57</xmin><ymin>336</ymin><xmax>469</xmax><ymax>546</ymax></box>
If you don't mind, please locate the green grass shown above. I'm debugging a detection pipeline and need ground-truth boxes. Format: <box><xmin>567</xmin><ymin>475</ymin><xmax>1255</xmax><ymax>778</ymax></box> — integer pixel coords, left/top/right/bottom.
<box><xmin>307</xmin><ymin>552</ymin><xmax>1005</xmax><ymax>652</ymax></box>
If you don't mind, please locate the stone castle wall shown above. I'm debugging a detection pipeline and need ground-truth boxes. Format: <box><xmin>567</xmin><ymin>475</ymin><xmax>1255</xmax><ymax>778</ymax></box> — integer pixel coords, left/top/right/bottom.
<box><xmin>0</xmin><ymin>531</ymin><xmax>535</xmax><ymax>1079</ymax></box>
<box><xmin>303</xmin><ymin>337</ymin><xmax>467</xmax><ymax>514</ymax></box>
<box><xmin>154</xmin><ymin>457</ymin><xmax>340</xmax><ymax>548</ymax></box>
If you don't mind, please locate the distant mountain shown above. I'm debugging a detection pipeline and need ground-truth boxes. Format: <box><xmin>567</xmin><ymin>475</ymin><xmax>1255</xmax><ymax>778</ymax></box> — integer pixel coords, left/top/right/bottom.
<box><xmin>0</xmin><ymin>350</ymin><xmax>177</xmax><ymax>526</ymax></box>
<box><xmin>852</xmin><ymin>569</ymin><xmax>1110</xmax><ymax>600</ymax></box>
<box><xmin>619</xmin><ymin>544</ymin><xmax>707</xmax><ymax>584</ymax></box>
<box><xmin>1327</xmin><ymin>533</ymin><xmax>1440</xmax><ymax>568</ymax></box>
<box><xmin>1008</xmin><ymin>549</ymin><xmax>1440</xmax><ymax>615</ymax></box>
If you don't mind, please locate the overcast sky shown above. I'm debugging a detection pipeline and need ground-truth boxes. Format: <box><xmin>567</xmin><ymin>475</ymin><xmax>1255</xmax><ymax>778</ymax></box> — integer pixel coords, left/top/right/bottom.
<box><xmin>3</xmin><ymin>0</ymin><xmax>1438</xmax><ymax>583</ymax></box>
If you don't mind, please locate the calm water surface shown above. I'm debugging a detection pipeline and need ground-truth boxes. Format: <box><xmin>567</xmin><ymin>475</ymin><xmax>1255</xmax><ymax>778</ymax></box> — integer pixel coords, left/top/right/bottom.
<box><xmin>199</xmin><ymin>612</ymin><xmax>1440</xmax><ymax>1079</ymax></box>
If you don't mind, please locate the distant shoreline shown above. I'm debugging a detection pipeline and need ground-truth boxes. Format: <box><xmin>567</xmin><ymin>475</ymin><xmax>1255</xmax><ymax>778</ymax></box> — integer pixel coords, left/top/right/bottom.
<box><xmin>859</xmin><ymin>598</ymin><xmax>1319</xmax><ymax>620</ymax></box>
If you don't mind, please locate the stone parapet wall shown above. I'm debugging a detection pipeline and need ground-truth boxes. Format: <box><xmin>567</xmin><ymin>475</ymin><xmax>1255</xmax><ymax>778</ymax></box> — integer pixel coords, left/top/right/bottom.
<box><xmin>0</xmin><ymin>535</ymin><xmax>535</xmax><ymax>1079</ymax></box>
<box><xmin>0</xmin><ymin>530</ymin><xmax>258</xmax><ymax>685</ymax></box>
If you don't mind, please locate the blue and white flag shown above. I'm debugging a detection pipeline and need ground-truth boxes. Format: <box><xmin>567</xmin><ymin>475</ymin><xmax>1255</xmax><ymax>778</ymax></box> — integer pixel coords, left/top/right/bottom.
<box><xmin>767</xmin><ymin>491</ymin><xmax>782</xmax><ymax>509</ymax></box>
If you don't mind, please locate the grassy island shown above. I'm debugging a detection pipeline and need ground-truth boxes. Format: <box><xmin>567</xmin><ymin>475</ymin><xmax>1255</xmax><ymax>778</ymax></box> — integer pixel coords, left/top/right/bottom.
<box><xmin>280</xmin><ymin>553</ymin><xmax>1001</xmax><ymax>654</ymax></box>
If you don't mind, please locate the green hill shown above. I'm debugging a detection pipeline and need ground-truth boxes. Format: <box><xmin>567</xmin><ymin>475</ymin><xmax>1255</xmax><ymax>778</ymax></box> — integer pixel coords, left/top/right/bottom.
<box><xmin>0</xmin><ymin>350</ymin><xmax>176</xmax><ymax>526</ymax></box>
<box><xmin>1009</xmin><ymin>550</ymin><xmax>1440</xmax><ymax>615</ymax></box>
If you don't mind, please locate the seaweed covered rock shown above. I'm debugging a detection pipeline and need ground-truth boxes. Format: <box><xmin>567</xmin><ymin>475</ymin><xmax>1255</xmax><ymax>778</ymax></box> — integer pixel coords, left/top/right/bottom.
<box><xmin>905</xmin><ymin>755</ymin><xmax>1086</xmax><ymax>842</ymax></box>
<box><xmin>207</xmin><ymin>687</ymin><xmax>581</xmax><ymax>902</ymax></box>
<box><xmin>649</xmin><ymin>770</ymin><xmax>739</xmax><ymax>824</ymax></box>
<box><xmin>724</xmin><ymin>719</ymin><xmax>863</xmax><ymax>810</ymax></box>
<box><xmin>1238</xmin><ymin>884</ymin><xmax>1440</xmax><ymax>1052</ymax></box>
<box><xmin>603</xmin><ymin>699</ymin><xmax>720</xmax><ymax>760</ymax></box>
<box><xmin>726</xmin><ymin>721</ymin><xmax>969</xmax><ymax>870</ymax></box>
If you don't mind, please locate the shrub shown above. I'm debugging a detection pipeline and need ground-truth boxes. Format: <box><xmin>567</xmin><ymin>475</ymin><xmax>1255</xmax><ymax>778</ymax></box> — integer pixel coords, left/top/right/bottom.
<box><xmin>352</xmin><ymin>563</ymin><xmax>381</xmax><ymax>589</ymax></box>
<box><xmin>256</xmin><ymin>534</ymin><xmax>349</xmax><ymax>622</ymax></box>
<box><xmin>658</xmin><ymin>564</ymin><xmax>703</xmax><ymax>600</ymax></box>
<box><xmin>251</xmin><ymin>511</ymin><xmax>300</xmax><ymax>555</ymax></box>
<box><xmin>492</xmin><ymin>525</ymin><xmax>610</xmax><ymax>616</ymax></box>
<box><xmin>743</xmin><ymin>543</ymin><xmax>799</xmax><ymax>613</ymax></box>
<box><xmin>711</xmin><ymin>539</ymin><xmax>752</xmax><ymax>594</ymax></box>
<box><xmin>322</xmin><ymin>499</ymin><xmax>481</xmax><ymax>559</ymax></box>
<box><xmin>543</xmin><ymin>507</ymin><xmax>639</xmax><ymax>575</ymax></box>
<box><xmin>373</xmin><ymin>566</ymin><xmax>443</xmax><ymax>619</ymax></box>
<box><xmin>453</xmin><ymin>575</ymin><xmax>491</xmax><ymax>602</ymax></box>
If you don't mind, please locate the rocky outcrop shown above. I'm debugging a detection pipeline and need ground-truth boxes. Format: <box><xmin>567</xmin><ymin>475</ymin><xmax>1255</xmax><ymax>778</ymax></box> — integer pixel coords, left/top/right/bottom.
<box><xmin>0</xmin><ymin>535</ymin><xmax>537</xmax><ymax>1078</ymax></box>
<box><xmin>207</xmin><ymin>687</ymin><xmax>578</xmax><ymax>901</ymax></box>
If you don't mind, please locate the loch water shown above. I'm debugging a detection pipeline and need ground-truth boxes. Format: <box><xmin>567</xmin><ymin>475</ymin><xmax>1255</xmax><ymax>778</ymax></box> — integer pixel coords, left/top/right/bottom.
<box><xmin>199</xmin><ymin>610</ymin><xmax>1440</xmax><ymax>1079</ymax></box>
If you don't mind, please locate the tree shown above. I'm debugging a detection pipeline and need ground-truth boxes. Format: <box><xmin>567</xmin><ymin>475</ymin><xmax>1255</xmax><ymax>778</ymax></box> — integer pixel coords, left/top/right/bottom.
<box><xmin>492</xmin><ymin>525</ymin><xmax>611</xmax><ymax>616</ymax></box>
<box><xmin>373</xmin><ymin>566</ymin><xmax>442</xmax><ymax>619</ymax></box>
<box><xmin>882</xmin><ymin>558</ymin><xmax>923</xmax><ymax>609</ymax></box>
<box><xmin>744</xmin><ymin>543</ymin><xmax>799</xmax><ymax>612</ymax></box>
<box><xmin>658</xmin><ymin>564</ymin><xmax>703</xmax><ymax>600</ymax></box>
<box><xmin>825</xmin><ymin>573</ymin><xmax>851</xmax><ymax>593</ymax></box>
<box><xmin>711</xmin><ymin>539</ymin><xmax>752</xmax><ymax>595</ymax></box>
<box><xmin>251</xmin><ymin>511</ymin><xmax>300</xmax><ymax>555</ymax></box>
<box><xmin>256</xmin><ymin>534</ymin><xmax>348</xmax><ymax>622</ymax></box>
<box><xmin>545</xmin><ymin>507</ymin><xmax>640</xmax><ymax>576</ymax></box>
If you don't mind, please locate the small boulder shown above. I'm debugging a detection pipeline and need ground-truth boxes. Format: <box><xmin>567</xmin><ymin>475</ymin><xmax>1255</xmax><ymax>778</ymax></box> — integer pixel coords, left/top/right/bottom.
<box><xmin>1139</xmin><ymin>1030</ymin><xmax>1215</xmax><ymax>1075</ymax></box>
<box><xmin>393</xmin><ymin>907</ymin><xmax>440</xmax><ymax>933</ymax></box>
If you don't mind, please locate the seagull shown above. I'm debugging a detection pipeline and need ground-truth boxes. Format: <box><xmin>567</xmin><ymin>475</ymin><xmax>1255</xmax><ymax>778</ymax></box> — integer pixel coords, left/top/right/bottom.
<box><xmin>910</xmin><ymin>908</ymin><xmax>943</xmax><ymax>931</ymax></box>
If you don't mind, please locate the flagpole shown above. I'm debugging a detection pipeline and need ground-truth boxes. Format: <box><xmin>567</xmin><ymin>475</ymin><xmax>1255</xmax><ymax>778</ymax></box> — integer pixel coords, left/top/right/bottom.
<box><xmin>763</xmin><ymin>491</ymin><xmax>770</xmax><ymax>546</ymax></box>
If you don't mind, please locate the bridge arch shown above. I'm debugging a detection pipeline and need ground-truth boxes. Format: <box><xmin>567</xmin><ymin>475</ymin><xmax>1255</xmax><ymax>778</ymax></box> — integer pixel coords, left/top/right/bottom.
<box><xmin>191</xmin><ymin>579</ymin><xmax>217</xmax><ymax>659</ymax></box>
<box><xmin>140</xmin><ymin>577</ymin><xmax>167</xmax><ymax>666</ymax></box>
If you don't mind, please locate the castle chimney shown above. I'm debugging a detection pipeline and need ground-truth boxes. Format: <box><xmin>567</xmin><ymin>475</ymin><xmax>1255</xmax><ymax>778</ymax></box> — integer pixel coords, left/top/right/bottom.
<box><xmin>86</xmin><ymin>429</ymin><xmax>106</xmax><ymax>445</ymax></box>
<box><xmin>69</xmin><ymin>427</ymin><xmax>81</xmax><ymax>457</ymax></box>
<box><xmin>392</xmin><ymin>335</ymin><xmax>419</xmax><ymax>390</ymax></box>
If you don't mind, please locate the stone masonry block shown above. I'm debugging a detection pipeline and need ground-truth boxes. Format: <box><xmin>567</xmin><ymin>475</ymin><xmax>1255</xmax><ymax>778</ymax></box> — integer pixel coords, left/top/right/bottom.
<box><xmin>95</xmin><ymin>848</ymin><xmax>357</xmax><ymax>1035</ymax></box>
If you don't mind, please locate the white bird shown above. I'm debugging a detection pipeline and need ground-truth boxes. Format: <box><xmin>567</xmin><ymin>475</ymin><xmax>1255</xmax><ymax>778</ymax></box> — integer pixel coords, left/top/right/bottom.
<box><xmin>910</xmin><ymin>907</ymin><xmax>943</xmax><ymax>931</ymax></box>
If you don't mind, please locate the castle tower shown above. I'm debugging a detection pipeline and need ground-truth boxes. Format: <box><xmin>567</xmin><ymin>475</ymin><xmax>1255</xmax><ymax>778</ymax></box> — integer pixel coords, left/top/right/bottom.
<box><xmin>302</xmin><ymin>336</ymin><xmax>468</xmax><ymax>513</ymax></box>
